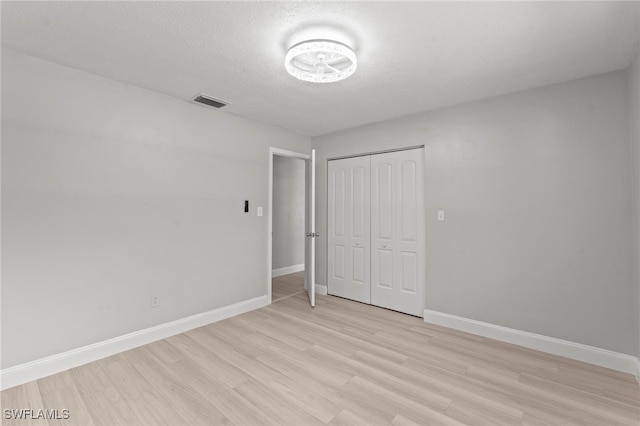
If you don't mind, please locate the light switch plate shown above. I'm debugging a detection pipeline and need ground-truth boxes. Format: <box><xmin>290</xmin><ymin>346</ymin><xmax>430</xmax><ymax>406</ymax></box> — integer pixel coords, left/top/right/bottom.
<box><xmin>437</xmin><ymin>210</ymin><xmax>445</xmax><ymax>221</ymax></box>
<box><xmin>257</xmin><ymin>207</ymin><xmax>263</xmax><ymax>217</ymax></box>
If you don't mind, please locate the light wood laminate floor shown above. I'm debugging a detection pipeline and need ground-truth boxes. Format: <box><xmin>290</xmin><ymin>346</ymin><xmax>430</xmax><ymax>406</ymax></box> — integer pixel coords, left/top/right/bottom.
<box><xmin>2</xmin><ymin>291</ymin><xmax>639</xmax><ymax>425</ymax></box>
<box><xmin>272</xmin><ymin>271</ymin><xmax>305</xmax><ymax>302</ymax></box>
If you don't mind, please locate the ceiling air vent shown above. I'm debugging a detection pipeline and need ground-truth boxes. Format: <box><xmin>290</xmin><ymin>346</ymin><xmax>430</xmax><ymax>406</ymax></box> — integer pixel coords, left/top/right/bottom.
<box><xmin>193</xmin><ymin>93</ymin><xmax>227</xmax><ymax>109</ymax></box>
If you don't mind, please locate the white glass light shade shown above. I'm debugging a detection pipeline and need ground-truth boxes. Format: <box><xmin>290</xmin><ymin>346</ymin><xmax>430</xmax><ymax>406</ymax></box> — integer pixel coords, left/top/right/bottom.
<box><xmin>285</xmin><ymin>40</ymin><xmax>357</xmax><ymax>83</ymax></box>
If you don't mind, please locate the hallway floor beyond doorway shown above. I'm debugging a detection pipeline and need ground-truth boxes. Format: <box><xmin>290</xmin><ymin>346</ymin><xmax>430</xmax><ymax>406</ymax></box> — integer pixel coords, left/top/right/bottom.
<box><xmin>272</xmin><ymin>271</ymin><xmax>305</xmax><ymax>302</ymax></box>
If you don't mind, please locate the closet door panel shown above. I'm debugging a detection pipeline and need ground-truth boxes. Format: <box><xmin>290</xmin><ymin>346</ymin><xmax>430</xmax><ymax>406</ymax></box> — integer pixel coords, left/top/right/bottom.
<box><xmin>371</xmin><ymin>149</ymin><xmax>425</xmax><ymax>316</ymax></box>
<box><xmin>333</xmin><ymin>169</ymin><xmax>347</xmax><ymax>238</ymax></box>
<box><xmin>375</xmin><ymin>248</ymin><xmax>393</xmax><ymax>288</ymax></box>
<box><xmin>333</xmin><ymin>245</ymin><xmax>345</xmax><ymax>279</ymax></box>
<box><xmin>395</xmin><ymin>149</ymin><xmax>425</xmax><ymax>315</ymax></box>
<box><xmin>397</xmin><ymin>157</ymin><xmax>419</xmax><ymax>297</ymax></box>
<box><xmin>346</xmin><ymin>159</ymin><xmax>371</xmax><ymax>303</ymax></box>
<box><xmin>400</xmin><ymin>160</ymin><xmax>418</xmax><ymax>242</ymax></box>
<box><xmin>400</xmin><ymin>251</ymin><xmax>418</xmax><ymax>293</ymax></box>
<box><xmin>328</xmin><ymin>156</ymin><xmax>370</xmax><ymax>304</ymax></box>
<box><xmin>328</xmin><ymin>163</ymin><xmax>348</xmax><ymax>295</ymax></box>
<box><xmin>352</xmin><ymin>246</ymin><xmax>366</xmax><ymax>283</ymax></box>
<box><xmin>371</xmin><ymin>155</ymin><xmax>394</xmax><ymax>299</ymax></box>
<box><xmin>375</xmin><ymin>162</ymin><xmax>393</xmax><ymax>241</ymax></box>
<box><xmin>351</xmin><ymin>167</ymin><xmax>366</xmax><ymax>239</ymax></box>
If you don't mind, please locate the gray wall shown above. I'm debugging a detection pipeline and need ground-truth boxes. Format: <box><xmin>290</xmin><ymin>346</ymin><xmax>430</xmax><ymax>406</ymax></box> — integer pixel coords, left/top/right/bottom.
<box><xmin>630</xmin><ymin>49</ymin><xmax>640</xmax><ymax>358</ymax></box>
<box><xmin>313</xmin><ymin>70</ymin><xmax>636</xmax><ymax>355</ymax></box>
<box><xmin>272</xmin><ymin>156</ymin><xmax>305</xmax><ymax>270</ymax></box>
<box><xmin>1</xmin><ymin>49</ymin><xmax>310</xmax><ymax>368</ymax></box>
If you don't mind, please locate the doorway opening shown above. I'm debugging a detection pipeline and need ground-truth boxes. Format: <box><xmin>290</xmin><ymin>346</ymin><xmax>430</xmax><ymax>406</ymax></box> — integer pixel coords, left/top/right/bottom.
<box><xmin>267</xmin><ymin>148</ymin><xmax>316</xmax><ymax>306</ymax></box>
<box><xmin>272</xmin><ymin>155</ymin><xmax>305</xmax><ymax>302</ymax></box>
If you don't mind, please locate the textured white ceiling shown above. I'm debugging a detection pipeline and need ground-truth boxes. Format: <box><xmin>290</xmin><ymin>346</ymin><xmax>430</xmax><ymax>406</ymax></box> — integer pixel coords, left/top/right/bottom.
<box><xmin>2</xmin><ymin>1</ymin><xmax>639</xmax><ymax>137</ymax></box>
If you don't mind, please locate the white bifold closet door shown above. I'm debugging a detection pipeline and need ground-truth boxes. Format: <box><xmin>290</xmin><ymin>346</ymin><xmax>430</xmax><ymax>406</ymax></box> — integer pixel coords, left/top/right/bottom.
<box><xmin>327</xmin><ymin>155</ymin><xmax>371</xmax><ymax>304</ymax></box>
<box><xmin>328</xmin><ymin>148</ymin><xmax>425</xmax><ymax>316</ymax></box>
<box><xmin>370</xmin><ymin>149</ymin><xmax>425</xmax><ymax>316</ymax></box>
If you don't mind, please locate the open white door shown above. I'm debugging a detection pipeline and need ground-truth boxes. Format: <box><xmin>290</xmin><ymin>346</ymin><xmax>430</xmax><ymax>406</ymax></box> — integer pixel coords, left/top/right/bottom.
<box><xmin>304</xmin><ymin>149</ymin><xmax>316</xmax><ymax>307</ymax></box>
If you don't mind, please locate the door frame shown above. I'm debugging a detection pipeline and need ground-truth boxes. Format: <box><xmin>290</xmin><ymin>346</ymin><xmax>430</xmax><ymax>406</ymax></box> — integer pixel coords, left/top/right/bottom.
<box><xmin>268</xmin><ymin>147</ymin><xmax>310</xmax><ymax>304</ymax></box>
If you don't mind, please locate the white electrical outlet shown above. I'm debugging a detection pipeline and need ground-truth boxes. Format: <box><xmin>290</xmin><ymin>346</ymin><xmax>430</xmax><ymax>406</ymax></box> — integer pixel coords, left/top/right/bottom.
<box><xmin>437</xmin><ymin>210</ymin><xmax>445</xmax><ymax>222</ymax></box>
<box><xmin>257</xmin><ymin>206</ymin><xmax>263</xmax><ymax>217</ymax></box>
<box><xmin>151</xmin><ymin>296</ymin><xmax>159</xmax><ymax>308</ymax></box>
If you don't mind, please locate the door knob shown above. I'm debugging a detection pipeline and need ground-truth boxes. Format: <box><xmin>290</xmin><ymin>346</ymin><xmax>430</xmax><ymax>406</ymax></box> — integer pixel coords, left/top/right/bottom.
<box><xmin>382</xmin><ymin>244</ymin><xmax>387</xmax><ymax>248</ymax></box>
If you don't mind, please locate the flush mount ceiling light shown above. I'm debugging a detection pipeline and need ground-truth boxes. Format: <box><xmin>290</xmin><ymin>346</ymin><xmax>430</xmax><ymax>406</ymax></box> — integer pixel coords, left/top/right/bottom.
<box><xmin>285</xmin><ymin>39</ymin><xmax>357</xmax><ymax>83</ymax></box>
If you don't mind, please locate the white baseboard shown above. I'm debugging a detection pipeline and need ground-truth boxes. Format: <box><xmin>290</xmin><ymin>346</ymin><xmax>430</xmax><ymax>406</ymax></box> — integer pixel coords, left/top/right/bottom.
<box><xmin>424</xmin><ymin>309</ymin><xmax>640</xmax><ymax>377</ymax></box>
<box><xmin>272</xmin><ymin>264</ymin><xmax>305</xmax><ymax>277</ymax></box>
<box><xmin>0</xmin><ymin>295</ymin><xmax>268</xmax><ymax>391</ymax></box>
<box><xmin>315</xmin><ymin>284</ymin><xmax>328</xmax><ymax>295</ymax></box>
